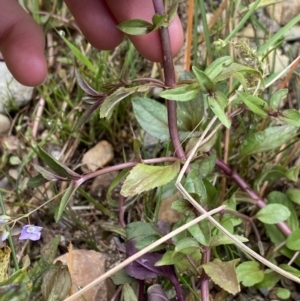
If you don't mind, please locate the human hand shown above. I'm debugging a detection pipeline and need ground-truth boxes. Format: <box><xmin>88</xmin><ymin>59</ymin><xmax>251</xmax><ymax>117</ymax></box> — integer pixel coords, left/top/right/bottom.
<box><xmin>0</xmin><ymin>0</ymin><xmax>183</xmax><ymax>87</ymax></box>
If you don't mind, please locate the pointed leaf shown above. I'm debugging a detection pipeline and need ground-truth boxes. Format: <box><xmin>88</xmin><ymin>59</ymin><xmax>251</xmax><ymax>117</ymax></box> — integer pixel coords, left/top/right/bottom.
<box><xmin>208</xmin><ymin>91</ymin><xmax>231</xmax><ymax>128</ymax></box>
<box><xmin>239</xmin><ymin>125</ymin><xmax>297</xmax><ymax>156</ymax></box>
<box><xmin>73</xmin><ymin>97</ymin><xmax>105</xmax><ymax>131</ymax></box>
<box><xmin>186</xmin><ymin>218</ymin><xmax>210</xmax><ymax>246</ymax></box>
<box><xmin>54</xmin><ymin>182</ymin><xmax>78</xmax><ymax>222</ymax></box>
<box><xmin>256</xmin><ymin>204</ymin><xmax>290</xmax><ymax>224</ymax></box>
<box><xmin>270</xmin><ymin>89</ymin><xmax>288</xmax><ymax>109</ymax></box>
<box><xmin>205</xmin><ymin>56</ymin><xmax>233</xmax><ymax>81</ymax></box>
<box><xmin>35</xmin><ymin>146</ymin><xmax>80</xmax><ymax>179</ymax></box>
<box><xmin>192</xmin><ymin>66</ymin><xmax>215</xmax><ymax>93</ymax></box>
<box><xmin>123</xmin><ymin>283</ymin><xmax>138</xmax><ymax>301</ymax></box>
<box><xmin>32</xmin><ymin>164</ymin><xmax>65</xmax><ymax>181</ymax></box>
<box><xmin>59</xmin><ymin>34</ymin><xmax>96</xmax><ymax>72</ymax></box>
<box><xmin>279</xmin><ymin>109</ymin><xmax>300</xmax><ymax>126</ymax></box>
<box><xmin>117</xmin><ymin>19</ymin><xmax>153</xmax><ymax>35</ymax></box>
<box><xmin>121</xmin><ymin>161</ymin><xmax>180</xmax><ymax>197</ymax></box>
<box><xmin>75</xmin><ymin>69</ymin><xmax>102</xmax><ymax>96</ymax></box>
<box><xmin>209</xmin><ymin>234</ymin><xmax>248</xmax><ymax>247</ymax></box>
<box><xmin>202</xmin><ymin>259</ymin><xmax>240</xmax><ymax>295</ymax></box>
<box><xmin>238</xmin><ymin>91</ymin><xmax>268</xmax><ymax>118</ymax></box>
<box><xmin>27</xmin><ymin>174</ymin><xmax>49</xmax><ymax>187</ymax></box>
<box><xmin>100</xmin><ymin>86</ymin><xmax>148</xmax><ymax>119</ymax></box>
<box><xmin>159</xmin><ymin>83</ymin><xmax>200</xmax><ymax>101</ymax></box>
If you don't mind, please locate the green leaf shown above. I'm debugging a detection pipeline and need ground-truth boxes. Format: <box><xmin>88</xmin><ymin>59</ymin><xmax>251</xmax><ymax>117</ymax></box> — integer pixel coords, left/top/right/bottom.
<box><xmin>152</xmin><ymin>14</ymin><xmax>168</xmax><ymax>31</ymax></box>
<box><xmin>276</xmin><ymin>287</ymin><xmax>290</xmax><ymax>300</ymax></box>
<box><xmin>121</xmin><ymin>161</ymin><xmax>180</xmax><ymax>197</ymax></box>
<box><xmin>159</xmin><ymin>83</ymin><xmax>200</xmax><ymax>101</ymax></box>
<box><xmin>135</xmin><ymin>234</ymin><xmax>164</xmax><ymax>251</ymax></box>
<box><xmin>202</xmin><ymin>259</ymin><xmax>240</xmax><ymax>295</ymax></box>
<box><xmin>237</xmin><ymin>91</ymin><xmax>268</xmax><ymax>118</ymax></box>
<box><xmin>126</xmin><ymin>222</ymin><xmax>159</xmax><ymax>241</ymax></box>
<box><xmin>100</xmin><ymin>85</ymin><xmax>149</xmax><ymax>119</ymax></box>
<box><xmin>286</xmin><ymin>229</ymin><xmax>300</xmax><ymax>251</ymax></box>
<box><xmin>213</xmin><ymin>62</ymin><xmax>262</xmax><ymax>83</ymax></box>
<box><xmin>117</xmin><ymin>19</ymin><xmax>153</xmax><ymax>35</ymax></box>
<box><xmin>208</xmin><ymin>91</ymin><xmax>231</xmax><ymax>129</ymax></box>
<box><xmin>41</xmin><ymin>261</ymin><xmax>72</xmax><ymax>301</ymax></box>
<box><xmin>110</xmin><ymin>269</ymin><xmax>135</xmax><ymax>285</ymax></box>
<box><xmin>286</xmin><ymin>166</ymin><xmax>300</xmax><ymax>182</ymax></box>
<box><xmin>280</xmin><ymin>264</ymin><xmax>300</xmax><ymax>277</ymax></box>
<box><xmin>268</xmin><ymin>191</ymin><xmax>298</xmax><ymax>231</ymax></box>
<box><xmin>59</xmin><ymin>34</ymin><xmax>96</xmax><ymax>73</ymax></box>
<box><xmin>209</xmin><ymin>234</ymin><xmax>248</xmax><ymax>247</ymax></box>
<box><xmin>32</xmin><ymin>164</ymin><xmax>64</xmax><ymax>182</ymax></box>
<box><xmin>256</xmin><ymin>204</ymin><xmax>290</xmax><ymax>224</ymax></box>
<box><xmin>186</xmin><ymin>218</ymin><xmax>210</xmax><ymax>246</ymax></box>
<box><xmin>54</xmin><ymin>182</ymin><xmax>78</xmax><ymax>222</ymax></box>
<box><xmin>106</xmin><ymin>169</ymin><xmax>129</xmax><ymax>203</ymax></box>
<box><xmin>184</xmin><ymin>170</ymin><xmax>207</xmax><ymax>203</ymax></box>
<box><xmin>270</xmin><ymin>89</ymin><xmax>288</xmax><ymax>109</ymax></box>
<box><xmin>236</xmin><ymin>261</ymin><xmax>264</xmax><ymax>286</ymax></box>
<box><xmin>123</xmin><ymin>283</ymin><xmax>138</xmax><ymax>301</ymax></box>
<box><xmin>27</xmin><ymin>174</ymin><xmax>49</xmax><ymax>187</ymax></box>
<box><xmin>132</xmin><ymin>97</ymin><xmax>169</xmax><ymax>141</ymax></box>
<box><xmin>205</xmin><ymin>56</ymin><xmax>233</xmax><ymax>81</ymax></box>
<box><xmin>174</xmin><ymin>238</ymin><xmax>200</xmax><ymax>254</ymax></box>
<box><xmin>239</xmin><ymin>125</ymin><xmax>297</xmax><ymax>156</ymax></box>
<box><xmin>155</xmin><ymin>251</ymin><xmax>185</xmax><ymax>266</ymax></box>
<box><xmin>279</xmin><ymin>109</ymin><xmax>300</xmax><ymax>126</ymax></box>
<box><xmin>35</xmin><ymin>146</ymin><xmax>80</xmax><ymax>179</ymax></box>
<box><xmin>286</xmin><ymin>188</ymin><xmax>300</xmax><ymax>205</ymax></box>
<box><xmin>255</xmin><ymin>269</ymin><xmax>281</xmax><ymax>289</ymax></box>
<box><xmin>192</xmin><ymin>66</ymin><xmax>215</xmax><ymax>93</ymax></box>
<box><xmin>171</xmin><ymin>199</ymin><xmax>191</xmax><ymax>214</ymax></box>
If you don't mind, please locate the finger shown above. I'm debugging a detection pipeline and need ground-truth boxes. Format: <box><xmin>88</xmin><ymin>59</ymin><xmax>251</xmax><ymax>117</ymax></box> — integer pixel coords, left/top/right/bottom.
<box><xmin>64</xmin><ymin>0</ymin><xmax>125</xmax><ymax>50</ymax></box>
<box><xmin>105</xmin><ymin>0</ymin><xmax>184</xmax><ymax>62</ymax></box>
<box><xmin>0</xmin><ymin>0</ymin><xmax>47</xmax><ymax>86</ymax></box>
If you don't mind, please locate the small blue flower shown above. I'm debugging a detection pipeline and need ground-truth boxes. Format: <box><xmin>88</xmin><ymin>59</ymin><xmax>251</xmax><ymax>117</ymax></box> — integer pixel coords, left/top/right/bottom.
<box><xmin>19</xmin><ymin>225</ymin><xmax>43</xmax><ymax>241</ymax></box>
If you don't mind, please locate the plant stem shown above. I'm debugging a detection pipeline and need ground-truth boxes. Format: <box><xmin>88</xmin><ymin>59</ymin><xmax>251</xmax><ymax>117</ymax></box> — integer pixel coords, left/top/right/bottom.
<box><xmin>152</xmin><ymin>0</ymin><xmax>186</xmax><ymax>161</ymax></box>
<box><xmin>0</xmin><ymin>192</ymin><xmax>19</xmax><ymax>270</ymax></box>
<box><xmin>200</xmin><ymin>247</ymin><xmax>211</xmax><ymax>301</ymax></box>
<box><xmin>216</xmin><ymin>158</ymin><xmax>292</xmax><ymax>237</ymax></box>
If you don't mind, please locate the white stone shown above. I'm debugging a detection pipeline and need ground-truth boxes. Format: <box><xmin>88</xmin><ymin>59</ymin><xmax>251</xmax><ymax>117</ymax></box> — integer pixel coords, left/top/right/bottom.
<box><xmin>0</xmin><ymin>114</ymin><xmax>11</xmax><ymax>134</ymax></box>
<box><xmin>0</xmin><ymin>62</ymin><xmax>34</xmax><ymax>113</ymax></box>
<box><xmin>81</xmin><ymin>140</ymin><xmax>114</xmax><ymax>173</ymax></box>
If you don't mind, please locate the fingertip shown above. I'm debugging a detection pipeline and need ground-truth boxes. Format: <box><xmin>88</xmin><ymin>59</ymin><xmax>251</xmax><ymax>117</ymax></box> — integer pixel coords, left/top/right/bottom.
<box><xmin>4</xmin><ymin>53</ymin><xmax>48</xmax><ymax>87</ymax></box>
<box><xmin>64</xmin><ymin>0</ymin><xmax>125</xmax><ymax>50</ymax></box>
<box><xmin>0</xmin><ymin>0</ymin><xmax>48</xmax><ymax>86</ymax></box>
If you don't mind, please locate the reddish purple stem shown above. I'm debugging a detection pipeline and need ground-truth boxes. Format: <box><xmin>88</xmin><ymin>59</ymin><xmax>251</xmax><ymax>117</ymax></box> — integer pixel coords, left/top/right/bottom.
<box><xmin>216</xmin><ymin>158</ymin><xmax>292</xmax><ymax>236</ymax></box>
